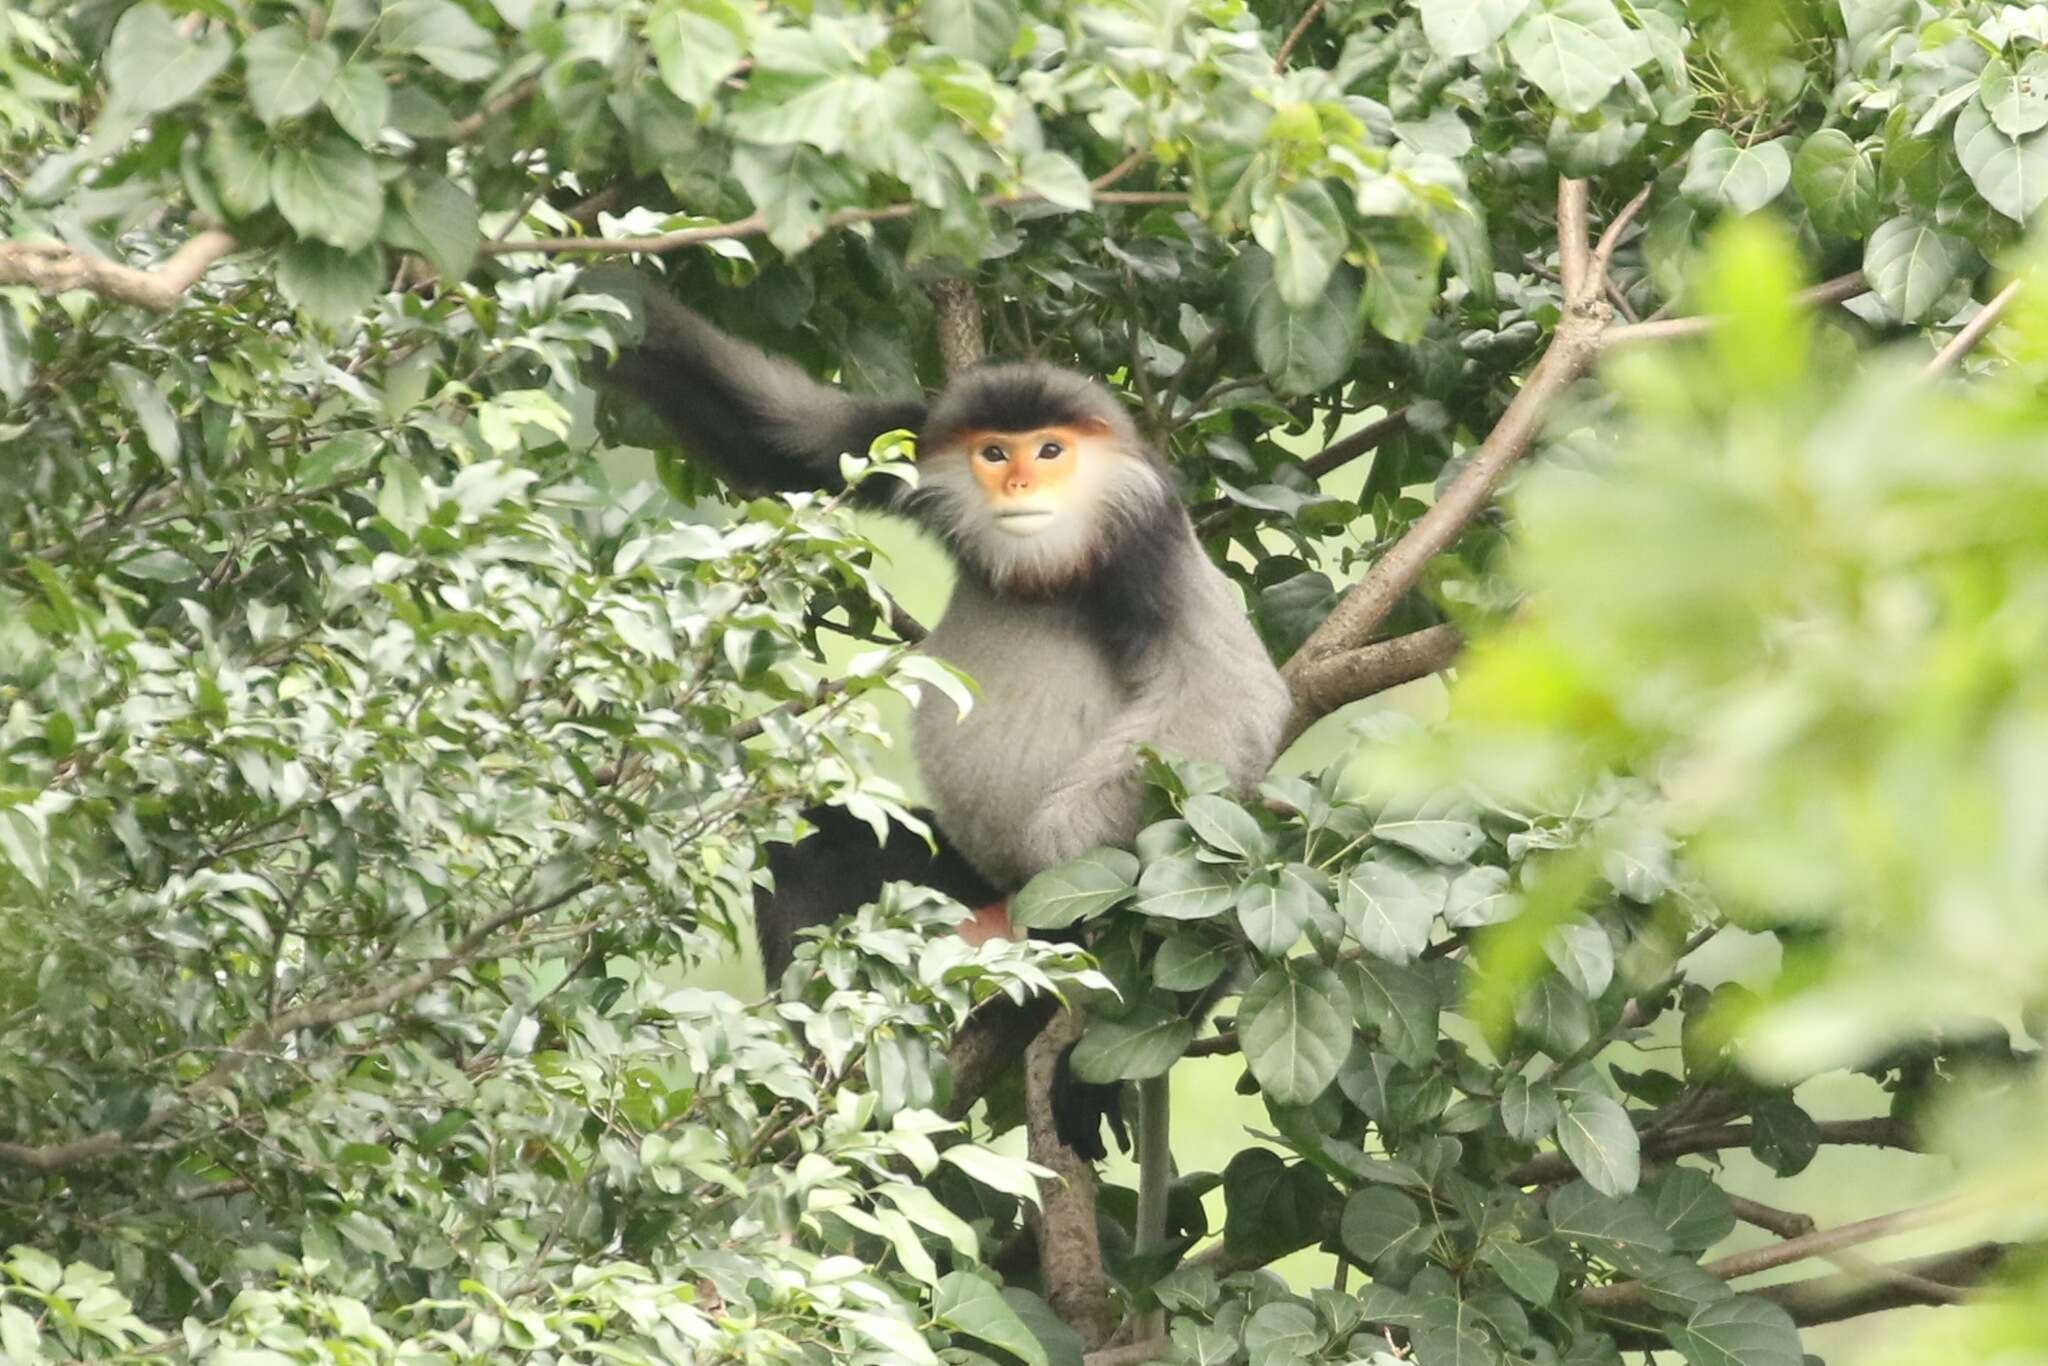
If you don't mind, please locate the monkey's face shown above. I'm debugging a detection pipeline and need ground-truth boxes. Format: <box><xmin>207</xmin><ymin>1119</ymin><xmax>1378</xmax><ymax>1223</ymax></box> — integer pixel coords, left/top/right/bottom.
<box><xmin>962</xmin><ymin>426</ymin><xmax>1088</xmax><ymax>537</ymax></box>
<box><xmin>921</xmin><ymin>421</ymin><xmax>1164</xmax><ymax>593</ymax></box>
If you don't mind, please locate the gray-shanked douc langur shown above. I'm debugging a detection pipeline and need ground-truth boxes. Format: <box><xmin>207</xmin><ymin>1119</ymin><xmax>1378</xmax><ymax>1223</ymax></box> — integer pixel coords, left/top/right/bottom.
<box><xmin>607</xmin><ymin>288</ymin><xmax>1294</xmax><ymax>1156</ymax></box>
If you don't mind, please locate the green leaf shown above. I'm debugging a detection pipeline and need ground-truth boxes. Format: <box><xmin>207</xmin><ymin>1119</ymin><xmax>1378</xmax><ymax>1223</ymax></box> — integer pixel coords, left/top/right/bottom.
<box><xmin>272</xmin><ymin>130</ymin><xmax>385</xmax><ymax>251</ymax></box>
<box><xmin>1235</xmin><ymin>871</ymin><xmax>1309</xmax><ymax>957</ymax></box>
<box><xmin>1153</xmin><ymin>931</ymin><xmax>1231</xmax><ymax>990</ymax></box>
<box><xmin>1648</xmin><ymin>1167</ymin><xmax>1737</xmax><ymax>1252</ymax></box>
<box><xmin>1252</xmin><ymin>181</ymin><xmax>1346</xmax><ymax>310</ymax></box>
<box><xmin>1516</xmin><ymin>975</ymin><xmax>1594</xmax><ymax>1056</ymax></box>
<box><xmin>102</xmin><ymin>5</ymin><xmax>232</xmax><ymax>115</ymax></box>
<box><xmin>1543</xmin><ymin>922</ymin><xmax>1613</xmax><ymax>998</ymax></box>
<box><xmin>648</xmin><ymin>0</ymin><xmax>748</xmax><ymax>106</ymax></box>
<box><xmin>1445</xmin><ymin>865</ymin><xmax>1518</xmax><ymax>927</ymax></box>
<box><xmin>1981</xmin><ymin>52</ymin><xmax>2048</xmax><ymax>137</ymax></box>
<box><xmin>278</xmin><ymin>241</ymin><xmax>384</xmax><ymax>330</ymax></box>
<box><xmin>1244</xmin><ymin>1301</ymin><xmax>1319</xmax><ymax>1366</ymax></box>
<box><xmin>1358</xmin><ymin>217</ymin><xmax>1447</xmax><ymax>344</ymax></box>
<box><xmin>107</xmin><ymin>362</ymin><xmax>180</xmax><ymax>462</ymax></box>
<box><xmin>1135</xmin><ymin>852</ymin><xmax>1235</xmax><ymax>920</ymax></box>
<box><xmin>1420</xmin><ymin>0</ymin><xmax>1530</xmax><ymax>58</ymax></box>
<box><xmin>934</xmin><ymin>1272</ymin><xmax>1049</xmax><ymax>1366</ymax></box>
<box><xmin>1953</xmin><ymin>100</ymin><xmax>2048</xmax><ymax>223</ymax></box>
<box><xmin>383</xmin><ymin>175</ymin><xmax>482</xmax><ymax>281</ymax></box>
<box><xmin>1182</xmin><ymin>793</ymin><xmax>1268</xmax><ymax>862</ymax></box>
<box><xmin>1071</xmin><ymin>1005</ymin><xmax>1195</xmax><ymax>1082</ymax></box>
<box><xmin>922</xmin><ymin>0</ymin><xmax>1020</xmax><ymax>66</ymax></box>
<box><xmin>1556</xmin><ymin>1093</ymin><xmax>1639</xmax><ymax>1196</ymax></box>
<box><xmin>1226</xmin><ymin>249</ymin><xmax>1362</xmax><ymax>396</ymax></box>
<box><xmin>1011</xmin><ymin>847</ymin><xmax>1139</xmax><ymax>929</ymax></box>
<box><xmin>1748</xmin><ymin>1096</ymin><xmax>1819</xmax><ymax>1176</ymax></box>
<box><xmin>729</xmin><ymin>32</ymin><xmax>872</xmax><ymax>156</ymax></box>
<box><xmin>1546</xmin><ymin>1181</ymin><xmax>1672</xmax><ymax>1275</ymax></box>
<box><xmin>205</xmin><ymin>117</ymin><xmax>274</xmax><ymax>218</ymax></box>
<box><xmin>1668</xmin><ymin>1295</ymin><xmax>1803</xmax><ymax>1366</ymax></box>
<box><xmin>0</xmin><ymin>1305</ymin><xmax>37</xmax><ymax>1362</ymax></box>
<box><xmin>1020</xmin><ymin>151</ymin><xmax>1092</xmax><ymax>211</ymax></box>
<box><xmin>1500</xmin><ymin>1074</ymin><xmax>1560</xmax><ymax>1142</ymax></box>
<box><xmin>1338</xmin><ymin>854</ymin><xmax>1446</xmax><ymax>963</ymax></box>
<box><xmin>1863</xmin><ymin>215</ymin><xmax>1964</xmax><ymax>323</ymax></box>
<box><xmin>383</xmin><ymin>0</ymin><xmax>499</xmax><ymax>81</ymax></box>
<box><xmin>1347</xmin><ymin>957</ymin><xmax>1439</xmax><ymax>1068</ymax></box>
<box><xmin>1681</xmin><ymin>130</ymin><xmax>1793</xmax><ymax>215</ymax></box>
<box><xmin>1790</xmin><ymin>129</ymin><xmax>1878</xmax><ymax>237</ymax></box>
<box><xmin>1340</xmin><ymin>1187</ymin><xmax>1423</xmax><ymax>1264</ymax></box>
<box><xmin>1372</xmin><ymin>797</ymin><xmax>1484</xmax><ymax>864</ymax></box>
<box><xmin>1240</xmin><ymin>962</ymin><xmax>1352</xmax><ymax>1105</ymax></box>
<box><xmin>1506</xmin><ymin>0</ymin><xmax>1636</xmax><ymax>115</ymax></box>
<box><xmin>1223</xmin><ymin>1149</ymin><xmax>1334</xmax><ymax>1263</ymax></box>
<box><xmin>1480</xmin><ymin>1236</ymin><xmax>1560</xmax><ymax>1305</ymax></box>
<box><xmin>325</xmin><ymin>63</ymin><xmax>393</xmax><ymax>145</ymax></box>
<box><xmin>242</xmin><ymin>26</ymin><xmax>340</xmax><ymax>125</ymax></box>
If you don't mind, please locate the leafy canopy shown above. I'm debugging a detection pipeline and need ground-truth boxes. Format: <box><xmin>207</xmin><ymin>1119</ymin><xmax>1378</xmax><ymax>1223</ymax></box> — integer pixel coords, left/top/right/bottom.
<box><xmin>4</xmin><ymin>0</ymin><xmax>2048</xmax><ymax>1362</ymax></box>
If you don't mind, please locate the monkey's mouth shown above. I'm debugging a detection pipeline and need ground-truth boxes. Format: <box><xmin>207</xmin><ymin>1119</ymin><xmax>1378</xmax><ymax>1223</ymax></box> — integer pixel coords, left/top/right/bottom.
<box><xmin>994</xmin><ymin>508</ymin><xmax>1057</xmax><ymax>535</ymax></box>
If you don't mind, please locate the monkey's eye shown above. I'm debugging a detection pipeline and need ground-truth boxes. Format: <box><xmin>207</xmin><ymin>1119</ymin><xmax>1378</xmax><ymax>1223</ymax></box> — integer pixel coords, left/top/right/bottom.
<box><xmin>979</xmin><ymin>444</ymin><xmax>1007</xmax><ymax>464</ymax></box>
<box><xmin>1037</xmin><ymin>441</ymin><xmax>1063</xmax><ymax>461</ymax></box>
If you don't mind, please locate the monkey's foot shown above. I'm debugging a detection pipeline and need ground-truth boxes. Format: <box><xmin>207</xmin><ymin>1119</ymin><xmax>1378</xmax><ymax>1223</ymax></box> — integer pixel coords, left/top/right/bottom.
<box><xmin>957</xmin><ymin>899</ymin><xmax>1014</xmax><ymax>946</ymax></box>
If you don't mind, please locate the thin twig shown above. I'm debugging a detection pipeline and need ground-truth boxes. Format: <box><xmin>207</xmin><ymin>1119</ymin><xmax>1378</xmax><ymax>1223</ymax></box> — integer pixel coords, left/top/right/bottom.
<box><xmin>1729</xmin><ymin>1193</ymin><xmax>1818</xmax><ymax>1240</ymax></box>
<box><xmin>450</xmin><ymin>76</ymin><xmax>539</xmax><ymax>141</ymax></box>
<box><xmin>1587</xmin><ymin>184</ymin><xmax>1653</xmax><ymax>288</ymax></box>
<box><xmin>0</xmin><ymin>230</ymin><xmax>237</xmax><ymax>311</ymax></box>
<box><xmin>1273</xmin><ymin>0</ymin><xmax>1330</xmax><ymax>71</ymax></box>
<box><xmin>485</xmin><ymin>188</ymin><xmax>1187</xmax><ymax>258</ymax></box>
<box><xmin>1605</xmin><ymin>271</ymin><xmax>1868</xmax><ymax>346</ymax></box>
<box><xmin>1580</xmin><ymin>1197</ymin><xmax>1969</xmax><ymax>1309</ymax></box>
<box><xmin>1506</xmin><ymin>1115</ymin><xmax>1914</xmax><ymax>1186</ymax></box>
<box><xmin>1922</xmin><ymin>278</ymin><xmax>2022</xmax><ymax>378</ymax></box>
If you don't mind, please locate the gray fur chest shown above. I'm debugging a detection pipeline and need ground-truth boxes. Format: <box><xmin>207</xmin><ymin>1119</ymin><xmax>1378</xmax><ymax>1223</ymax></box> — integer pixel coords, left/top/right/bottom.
<box><xmin>912</xmin><ymin>592</ymin><xmax>1123</xmax><ymax>885</ymax></box>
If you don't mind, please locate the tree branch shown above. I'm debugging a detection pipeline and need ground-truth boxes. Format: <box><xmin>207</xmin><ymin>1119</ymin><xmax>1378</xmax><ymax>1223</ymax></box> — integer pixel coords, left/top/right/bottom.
<box><xmin>1580</xmin><ymin>1196</ymin><xmax>1968</xmax><ymax>1309</ymax></box>
<box><xmin>1587</xmin><ymin>185</ymin><xmax>1653</xmax><ymax>290</ymax></box>
<box><xmin>1183</xmin><ymin>1115</ymin><xmax>1916</xmax><ymax>1279</ymax></box>
<box><xmin>1557</xmin><ymin>180</ymin><xmax>1591</xmax><ymax>304</ymax></box>
<box><xmin>1025</xmin><ymin>1011</ymin><xmax>1121</xmax><ymax>1348</ymax></box>
<box><xmin>1728</xmin><ymin>1193</ymin><xmax>1818</xmax><ymax>1240</ymax></box>
<box><xmin>0</xmin><ymin>230</ymin><xmax>237</xmax><ymax>311</ymax></box>
<box><xmin>930</xmin><ymin>279</ymin><xmax>987</xmax><ymax>374</ymax></box>
<box><xmin>450</xmin><ymin>75</ymin><xmax>539</xmax><ymax>141</ymax></box>
<box><xmin>1272</xmin><ymin>0</ymin><xmax>1330</xmax><ymax>71</ymax></box>
<box><xmin>1279</xmin><ymin>624</ymin><xmax>1463</xmax><ymax>746</ymax></box>
<box><xmin>1281</xmin><ymin>238</ymin><xmax>1610</xmax><ymax>684</ymax></box>
<box><xmin>1754</xmin><ymin>1241</ymin><xmax>2013</xmax><ymax>1324</ymax></box>
<box><xmin>1086</xmin><ymin>1340</ymin><xmax>1172</xmax><ymax>1366</ymax></box>
<box><xmin>1505</xmin><ymin>1116</ymin><xmax>1914</xmax><ymax>1186</ymax></box>
<box><xmin>488</xmin><ymin>181</ymin><xmax>1185</xmax><ymax>258</ymax></box>
<box><xmin>1922</xmin><ymin>278</ymin><xmax>2022</xmax><ymax>378</ymax></box>
<box><xmin>1604</xmin><ymin>271</ymin><xmax>1868</xmax><ymax>347</ymax></box>
<box><xmin>0</xmin><ymin>880</ymin><xmax>592</xmax><ymax>1172</ymax></box>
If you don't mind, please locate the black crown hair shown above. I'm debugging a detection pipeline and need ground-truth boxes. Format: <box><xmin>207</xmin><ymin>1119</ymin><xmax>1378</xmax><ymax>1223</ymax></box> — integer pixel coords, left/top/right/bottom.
<box><xmin>923</xmin><ymin>361</ymin><xmax>1139</xmax><ymax>450</ymax></box>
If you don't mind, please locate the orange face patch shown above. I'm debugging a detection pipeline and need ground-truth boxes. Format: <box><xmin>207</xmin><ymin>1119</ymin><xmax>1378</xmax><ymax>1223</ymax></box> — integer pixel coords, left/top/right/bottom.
<box><xmin>957</xmin><ymin>423</ymin><xmax>1102</xmax><ymax>504</ymax></box>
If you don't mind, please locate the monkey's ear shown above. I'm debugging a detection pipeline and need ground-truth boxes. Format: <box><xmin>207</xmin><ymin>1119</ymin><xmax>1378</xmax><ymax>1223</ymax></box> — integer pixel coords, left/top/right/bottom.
<box><xmin>1073</xmin><ymin>415</ymin><xmax>1114</xmax><ymax>438</ymax></box>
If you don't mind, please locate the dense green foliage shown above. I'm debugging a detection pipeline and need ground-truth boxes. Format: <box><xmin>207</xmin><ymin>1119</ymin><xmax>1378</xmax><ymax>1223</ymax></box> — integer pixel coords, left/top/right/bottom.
<box><xmin>4</xmin><ymin>0</ymin><xmax>2048</xmax><ymax>1362</ymax></box>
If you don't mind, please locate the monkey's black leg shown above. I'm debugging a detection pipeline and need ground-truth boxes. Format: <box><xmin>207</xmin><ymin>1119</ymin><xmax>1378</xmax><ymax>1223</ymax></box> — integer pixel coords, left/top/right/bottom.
<box><xmin>754</xmin><ymin>804</ymin><xmax>1000</xmax><ymax>986</ymax></box>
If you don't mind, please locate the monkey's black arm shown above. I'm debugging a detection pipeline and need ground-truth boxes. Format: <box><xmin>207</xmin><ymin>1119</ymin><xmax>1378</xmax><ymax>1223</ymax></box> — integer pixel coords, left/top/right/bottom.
<box><xmin>608</xmin><ymin>289</ymin><xmax>928</xmax><ymax>501</ymax></box>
